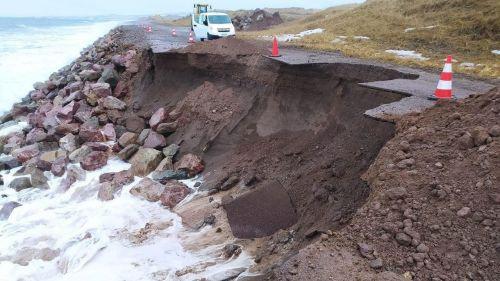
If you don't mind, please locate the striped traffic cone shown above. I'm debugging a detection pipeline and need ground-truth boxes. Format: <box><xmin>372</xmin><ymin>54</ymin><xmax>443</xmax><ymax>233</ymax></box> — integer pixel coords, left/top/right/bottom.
<box><xmin>434</xmin><ymin>55</ymin><xmax>453</xmax><ymax>99</ymax></box>
<box><xmin>270</xmin><ymin>36</ymin><xmax>280</xmax><ymax>57</ymax></box>
<box><xmin>188</xmin><ymin>31</ymin><xmax>195</xmax><ymax>43</ymax></box>
<box><xmin>172</xmin><ymin>28</ymin><xmax>177</xmax><ymax>37</ymax></box>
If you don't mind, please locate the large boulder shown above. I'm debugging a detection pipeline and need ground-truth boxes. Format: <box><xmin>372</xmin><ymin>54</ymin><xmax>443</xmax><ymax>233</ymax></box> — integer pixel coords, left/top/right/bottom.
<box><xmin>160</xmin><ymin>180</ymin><xmax>191</xmax><ymax>209</ymax></box>
<box><xmin>51</xmin><ymin>156</ymin><xmax>68</xmax><ymax>177</ymax></box>
<box><xmin>80</xmin><ymin>151</ymin><xmax>108</xmax><ymax>171</ymax></box>
<box><xmin>143</xmin><ymin>131</ymin><xmax>166</xmax><ymax>149</ymax></box>
<box><xmin>175</xmin><ymin>154</ymin><xmax>204</xmax><ymax>177</ymax></box>
<box><xmin>9</xmin><ymin>177</ymin><xmax>32</xmax><ymax>191</ymax></box>
<box><xmin>149</xmin><ymin>107</ymin><xmax>168</xmax><ymax>130</ymax></box>
<box><xmin>129</xmin><ymin>148</ymin><xmax>163</xmax><ymax>176</ymax></box>
<box><xmin>129</xmin><ymin>178</ymin><xmax>165</xmax><ymax>202</ymax></box>
<box><xmin>79</xmin><ymin>120</ymin><xmax>105</xmax><ymax>143</ymax></box>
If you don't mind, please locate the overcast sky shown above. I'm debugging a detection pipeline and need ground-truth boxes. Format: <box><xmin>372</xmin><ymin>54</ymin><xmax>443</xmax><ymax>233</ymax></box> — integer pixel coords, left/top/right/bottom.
<box><xmin>1</xmin><ymin>0</ymin><xmax>365</xmax><ymax>17</ymax></box>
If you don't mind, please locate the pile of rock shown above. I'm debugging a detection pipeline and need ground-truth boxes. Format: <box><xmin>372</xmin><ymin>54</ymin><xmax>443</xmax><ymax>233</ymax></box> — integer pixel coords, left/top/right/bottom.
<box><xmin>232</xmin><ymin>9</ymin><xmax>284</xmax><ymax>31</ymax></box>
<box><xmin>0</xmin><ymin>28</ymin><xmax>205</xmax><ymax>220</ymax></box>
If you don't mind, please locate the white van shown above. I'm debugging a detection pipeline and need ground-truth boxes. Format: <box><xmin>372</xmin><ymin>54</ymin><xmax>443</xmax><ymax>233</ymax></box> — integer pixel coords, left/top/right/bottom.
<box><xmin>192</xmin><ymin>12</ymin><xmax>236</xmax><ymax>41</ymax></box>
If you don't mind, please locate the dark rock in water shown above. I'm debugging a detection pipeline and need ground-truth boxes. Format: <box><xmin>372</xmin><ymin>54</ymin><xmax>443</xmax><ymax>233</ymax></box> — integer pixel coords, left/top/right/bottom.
<box><xmin>151</xmin><ymin>170</ymin><xmax>188</xmax><ymax>183</ymax></box>
<box><xmin>118</xmin><ymin>144</ymin><xmax>139</xmax><ymax>161</ymax></box>
<box><xmin>9</xmin><ymin>177</ymin><xmax>32</xmax><ymax>191</ymax></box>
<box><xmin>160</xmin><ymin>180</ymin><xmax>191</xmax><ymax>209</ymax></box>
<box><xmin>223</xmin><ymin>181</ymin><xmax>298</xmax><ymax>239</ymax></box>
<box><xmin>99</xmin><ymin>169</ymin><xmax>134</xmax><ymax>189</ymax></box>
<box><xmin>125</xmin><ymin>116</ymin><xmax>145</xmax><ymax>133</ymax></box>
<box><xmin>80</xmin><ymin>151</ymin><xmax>108</xmax><ymax>171</ymax></box>
<box><xmin>222</xmin><ymin>244</ymin><xmax>242</xmax><ymax>259</ymax></box>
<box><xmin>97</xmin><ymin>182</ymin><xmax>115</xmax><ymax>201</ymax></box>
<box><xmin>175</xmin><ymin>154</ymin><xmax>204</xmax><ymax>177</ymax></box>
<box><xmin>143</xmin><ymin>131</ymin><xmax>166</xmax><ymax>149</ymax></box>
<box><xmin>0</xmin><ymin>155</ymin><xmax>21</xmax><ymax>171</ymax></box>
<box><xmin>98</xmin><ymin>68</ymin><xmax>120</xmax><ymax>90</ymax></box>
<box><xmin>0</xmin><ymin>201</ymin><xmax>22</xmax><ymax>220</ymax></box>
<box><xmin>129</xmin><ymin>177</ymin><xmax>165</xmax><ymax>202</ymax></box>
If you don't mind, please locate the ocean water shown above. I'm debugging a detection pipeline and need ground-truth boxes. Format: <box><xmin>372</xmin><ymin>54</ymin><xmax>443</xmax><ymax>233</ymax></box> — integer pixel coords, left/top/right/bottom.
<box><xmin>0</xmin><ymin>17</ymin><xmax>126</xmax><ymax>113</ymax></box>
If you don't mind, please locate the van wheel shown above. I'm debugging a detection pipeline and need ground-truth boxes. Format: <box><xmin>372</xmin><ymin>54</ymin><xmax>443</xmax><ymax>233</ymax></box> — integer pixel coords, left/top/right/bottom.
<box><xmin>201</xmin><ymin>38</ymin><xmax>205</xmax><ymax>42</ymax></box>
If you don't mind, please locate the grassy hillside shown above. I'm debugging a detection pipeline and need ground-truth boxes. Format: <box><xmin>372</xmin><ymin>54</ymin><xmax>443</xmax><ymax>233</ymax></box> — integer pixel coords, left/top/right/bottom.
<box><xmin>244</xmin><ymin>0</ymin><xmax>500</xmax><ymax>78</ymax></box>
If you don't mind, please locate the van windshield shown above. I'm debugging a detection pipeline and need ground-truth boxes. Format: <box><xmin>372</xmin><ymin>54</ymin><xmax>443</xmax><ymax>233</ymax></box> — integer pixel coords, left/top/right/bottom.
<box><xmin>208</xmin><ymin>15</ymin><xmax>231</xmax><ymax>24</ymax></box>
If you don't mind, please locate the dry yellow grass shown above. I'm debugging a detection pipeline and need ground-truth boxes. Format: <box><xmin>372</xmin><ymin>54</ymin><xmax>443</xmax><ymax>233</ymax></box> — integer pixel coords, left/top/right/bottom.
<box><xmin>243</xmin><ymin>0</ymin><xmax>500</xmax><ymax>78</ymax></box>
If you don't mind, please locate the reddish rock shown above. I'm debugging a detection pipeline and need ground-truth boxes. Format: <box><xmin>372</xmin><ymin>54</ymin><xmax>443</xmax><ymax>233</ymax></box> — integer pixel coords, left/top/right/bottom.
<box><xmin>143</xmin><ymin>131</ymin><xmax>166</xmax><ymax>149</ymax></box>
<box><xmin>160</xmin><ymin>180</ymin><xmax>191</xmax><ymax>209</ymax></box>
<box><xmin>58</xmin><ymin>101</ymin><xmax>80</xmax><ymax>119</ymax></box>
<box><xmin>28</xmin><ymin>112</ymin><xmax>45</xmax><ymax>128</ymax></box>
<box><xmin>129</xmin><ymin>148</ymin><xmax>163</xmax><ymax>176</ymax></box>
<box><xmin>30</xmin><ymin>90</ymin><xmax>46</xmax><ymax>101</ymax></box>
<box><xmin>99</xmin><ymin>96</ymin><xmax>126</xmax><ymax>111</ymax></box>
<box><xmin>12</xmin><ymin>144</ymin><xmax>40</xmax><ymax>163</ymax></box>
<box><xmin>36</xmin><ymin>158</ymin><xmax>52</xmax><ymax>171</ymax></box>
<box><xmin>51</xmin><ymin>157</ymin><xmax>68</xmax><ymax>177</ymax></box>
<box><xmin>102</xmin><ymin>123</ymin><xmax>116</xmax><ymax>141</ymax></box>
<box><xmin>99</xmin><ymin>169</ymin><xmax>134</xmax><ymax>188</ymax></box>
<box><xmin>26</xmin><ymin>128</ymin><xmax>47</xmax><ymax>145</ymax></box>
<box><xmin>129</xmin><ymin>178</ymin><xmax>165</xmax><ymax>202</ymax></box>
<box><xmin>79</xmin><ymin>122</ymin><xmax>105</xmax><ymax>143</ymax></box>
<box><xmin>149</xmin><ymin>107</ymin><xmax>168</xmax><ymax>130</ymax></box>
<box><xmin>55</xmin><ymin>123</ymin><xmax>80</xmax><ymax>135</ymax></box>
<box><xmin>86</xmin><ymin>142</ymin><xmax>109</xmax><ymax>152</ymax></box>
<box><xmin>80</xmin><ymin>151</ymin><xmax>108</xmax><ymax>171</ymax></box>
<box><xmin>156</xmin><ymin>121</ymin><xmax>178</xmax><ymax>135</ymax></box>
<box><xmin>175</xmin><ymin>154</ymin><xmax>204</xmax><ymax>177</ymax></box>
<box><xmin>113</xmin><ymin>81</ymin><xmax>127</xmax><ymax>98</ymax></box>
<box><xmin>67</xmin><ymin>81</ymin><xmax>83</xmax><ymax>93</ymax></box>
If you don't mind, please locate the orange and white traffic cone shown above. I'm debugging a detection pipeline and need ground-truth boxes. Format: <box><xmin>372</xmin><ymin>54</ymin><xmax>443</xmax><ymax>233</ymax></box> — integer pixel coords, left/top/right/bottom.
<box><xmin>172</xmin><ymin>28</ymin><xmax>177</xmax><ymax>37</ymax></box>
<box><xmin>434</xmin><ymin>55</ymin><xmax>453</xmax><ymax>99</ymax></box>
<box><xmin>270</xmin><ymin>36</ymin><xmax>280</xmax><ymax>57</ymax></box>
<box><xmin>147</xmin><ymin>26</ymin><xmax>152</xmax><ymax>33</ymax></box>
<box><xmin>188</xmin><ymin>31</ymin><xmax>195</xmax><ymax>43</ymax></box>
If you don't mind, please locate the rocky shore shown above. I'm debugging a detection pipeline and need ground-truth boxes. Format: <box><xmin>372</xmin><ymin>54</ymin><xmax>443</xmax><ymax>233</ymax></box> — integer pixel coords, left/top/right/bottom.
<box><xmin>0</xmin><ymin>26</ymin><xmax>207</xmax><ymax>220</ymax></box>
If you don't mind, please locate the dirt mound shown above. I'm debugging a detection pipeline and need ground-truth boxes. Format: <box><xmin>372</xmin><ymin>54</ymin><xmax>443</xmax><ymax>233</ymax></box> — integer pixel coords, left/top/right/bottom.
<box><xmin>232</xmin><ymin>9</ymin><xmax>284</xmax><ymax>31</ymax></box>
<box><xmin>174</xmin><ymin>37</ymin><xmax>270</xmax><ymax>56</ymax></box>
<box><xmin>272</xmin><ymin>89</ymin><xmax>500</xmax><ymax>280</ymax></box>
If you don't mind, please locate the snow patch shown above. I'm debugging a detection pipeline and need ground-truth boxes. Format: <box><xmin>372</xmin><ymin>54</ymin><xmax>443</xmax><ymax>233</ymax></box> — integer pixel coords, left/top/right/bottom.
<box><xmin>492</xmin><ymin>50</ymin><xmax>500</xmax><ymax>55</ymax></box>
<box><xmin>404</xmin><ymin>25</ymin><xmax>438</xmax><ymax>33</ymax></box>
<box><xmin>262</xmin><ymin>28</ymin><xmax>324</xmax><ymax>42</ymax></box>
<box><xmin>353</xmin><ymin>36</ymin><xmax>370</xmax><ymax>41</ymax></box>
<box><xmin>385</xmin><ymin>50</ymin><xmax>429</xmax><ymax>61</ymax></box>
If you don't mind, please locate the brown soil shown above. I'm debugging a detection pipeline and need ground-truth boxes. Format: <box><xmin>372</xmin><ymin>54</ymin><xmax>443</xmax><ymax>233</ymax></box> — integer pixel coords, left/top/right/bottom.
<box><xmin>272</xmin><ymin>90</ymin><xmax>500</xmax><ymax>280</ymax></box>
<box><xmin>174</xmin><ymin>37</ymin><xmax>270</xmax><ymax>56</ymax></box>
<box><xmin>125</xmin><ymin>36</ymin><xmax>499</xmax><ymax>280</ymax></box>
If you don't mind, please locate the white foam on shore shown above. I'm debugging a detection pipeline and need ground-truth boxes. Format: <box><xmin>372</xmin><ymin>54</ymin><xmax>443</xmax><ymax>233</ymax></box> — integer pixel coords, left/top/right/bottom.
<box><xmin>0</xmin><ymin>159</ymin><xmax>253</xmax><ymax>280</ymax></box>
<box><xmin>385</xmin><ymin>50</ymin><xmax>429</xmax><ymax>61</ymax></box>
